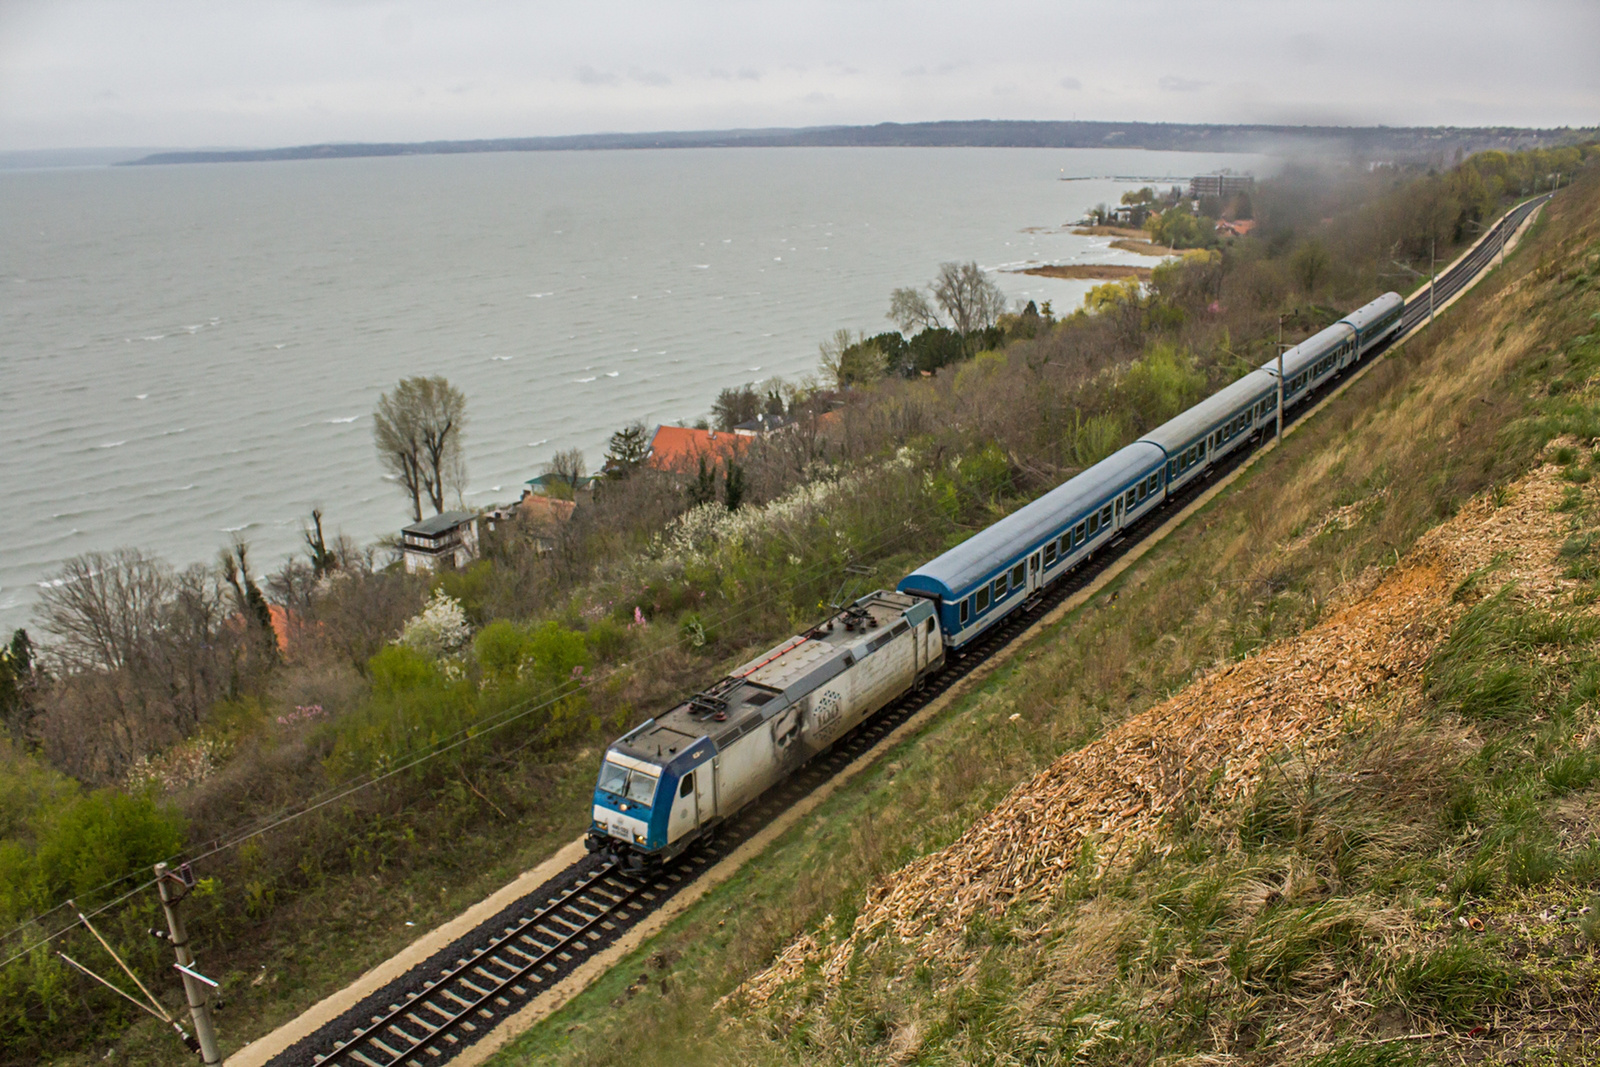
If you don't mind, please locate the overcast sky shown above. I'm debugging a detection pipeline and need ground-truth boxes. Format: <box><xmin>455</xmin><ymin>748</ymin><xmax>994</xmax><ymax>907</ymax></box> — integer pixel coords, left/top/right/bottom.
<box><xmin>1</xmin><ymin>0</ymin><xmax>1596</xmax><ymax>151</ymax></box>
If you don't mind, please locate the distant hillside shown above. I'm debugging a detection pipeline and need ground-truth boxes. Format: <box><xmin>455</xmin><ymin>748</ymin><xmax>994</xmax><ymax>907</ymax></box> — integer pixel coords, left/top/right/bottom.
<box><xmin>125</xmin><ymin>120</ymin><xmax>1596</xmax><ymax>167</ymax></box>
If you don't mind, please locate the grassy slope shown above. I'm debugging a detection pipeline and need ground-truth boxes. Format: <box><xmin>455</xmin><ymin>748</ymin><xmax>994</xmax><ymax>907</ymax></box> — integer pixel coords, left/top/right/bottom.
<box><xmin>487</xmin><ymin>169</ymin><xmax>1600</xmax><ymax>1065</ymax></box>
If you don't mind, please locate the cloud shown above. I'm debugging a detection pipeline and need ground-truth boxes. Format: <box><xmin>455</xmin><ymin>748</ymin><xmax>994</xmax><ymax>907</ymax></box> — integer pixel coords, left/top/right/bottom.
<box><xmin>1159</xmin><ymin>75</ymin><xmax>1211</xmax><ymax>93</ymax></box>
<box><xmin>1058</xmin><ymin>76</ymin><xmax>1082</xmax><ymax>91</ymax></box>
<box><xmin>628</xmin><ymin>68</ymin><xmax>671</xmax><ymax>87</ymax></box>
<box><xmin>576</xmin><ymin>66</ymin><xmax>618</xmax><ymax>87</ymax></box>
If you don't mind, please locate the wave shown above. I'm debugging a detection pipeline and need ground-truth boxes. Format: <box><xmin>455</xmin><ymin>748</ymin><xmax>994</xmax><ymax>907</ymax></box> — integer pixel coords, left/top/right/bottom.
<box><xmin>491</xmin><ymin>355</ymin><xmax>514</xmax><ymax>361</ymax></box>
<box><xmin>326</xmin><ymin>416</ymin><xmax>359</xmax><ymax>424</ymax></box>
<box><xmin>98</xmin><ymin>440</ymin><xmax>126</xmax><ymax>449</ymax></box>
<box><xmin>528</xmin><ymin>291</ymin><xmax>554</xmax><ymax>298</ymax></box>
<box><xmin>527</xmin><ymin>438</ymin><xmax>548</xmax><ymax>447</ymax></box>
<box><xmin>135</xmin><ymin>393</ymin><xmax>149</xmax><ymax>400</ymax></box>
<box><xmin>605</xmin><ymin>371</ymin><xmax>619</xmax><ymax>378</ymax></box>
<box><xmin>575</xmin><ymin>376</ymin><xmax>597</xmax><ymax>383</ymax></box>
<box><xmin>220</xmin><ymin>522</ymin><xmax>256</xmax><ymax>533</ymax></box>
<box><xmin>141</xmin><ymin>334</ymin><xmax>166</xmax><ymax>341</ymax></box>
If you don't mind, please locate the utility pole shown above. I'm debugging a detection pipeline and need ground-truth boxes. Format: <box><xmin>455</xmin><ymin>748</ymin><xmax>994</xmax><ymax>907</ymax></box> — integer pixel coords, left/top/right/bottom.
<box><xmin>1276</xmin><ymin>315</ymin><xmax>1285</xmax><ymax>443</ymax></box>
<box><xmin>1429</xmin><ymin>237</ymin><xmax>1436</xmax><ymax>325</ymax></box>
<box><xmin>155</xmin><ymin>863</ymin><xmax>221</xmax><ymax>1065</ymax></box>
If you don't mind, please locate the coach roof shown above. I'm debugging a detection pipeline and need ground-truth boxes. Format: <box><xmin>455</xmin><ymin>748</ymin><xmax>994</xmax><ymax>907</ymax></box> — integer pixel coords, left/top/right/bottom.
<box><xmin>1139</xmin><ymin>368</ymin><xmax>1277</xmax><ymax>454</ymax></box>
<box><xmin>899</xmin><ymin>441</ymin><xmax>1165</xmax><ymax>600</ymax></box>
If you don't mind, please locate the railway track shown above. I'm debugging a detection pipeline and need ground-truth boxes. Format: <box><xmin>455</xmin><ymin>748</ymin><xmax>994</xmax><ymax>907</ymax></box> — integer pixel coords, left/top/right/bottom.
<box><xmin>284</xmin><ymin>194</ymin><xmax>1548</xmax><ymax>1067</ymax></box>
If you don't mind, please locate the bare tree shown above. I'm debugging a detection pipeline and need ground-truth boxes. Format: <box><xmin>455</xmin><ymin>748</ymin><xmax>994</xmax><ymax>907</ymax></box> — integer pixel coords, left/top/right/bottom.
<box><xmin>35</xmin><ymin>549</ymin><xmax>173</xmax><ymax>673</ymax></box>
<box><xmin>544</xmin><ymin>448</ymin><xmax>588</xmax><ymax>494</ymax></box>
<box><xmin>374</xmin><ymin>376</ymin><xmax>468</xmax><ymax>520</ymax></box>
<box><xmin>888</xmin><ymin>287</ymin><xmax>941</xmax><ymax>333</ymax></box>
<box><xmin>711</xmin><ymin>385</ymin><xmax>761</xmax><ymax>431</ymax></box>
<box><xmin>888</xmin><ymin>262</ymin><xmax>1006</xmax><ymax>338</ymax></box>
<box><xmin>931</xmin><ymin>261</ymin><xmax>1007</xmax><ymax>335</ymax></box>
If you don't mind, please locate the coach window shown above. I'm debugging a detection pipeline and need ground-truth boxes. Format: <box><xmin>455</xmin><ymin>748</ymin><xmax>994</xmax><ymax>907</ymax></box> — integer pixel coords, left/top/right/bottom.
<box><xmin>994</xmin><ymin>573</ymin><xmax>1008</xmax><ymax>599</ymax></box>
<box><xmin>1136</xmin><ymin>481</ymin><xmax>1147</xmax><ymax>502</ymax></box>
<box><xmin>1100</xmin><ymin>504</ymin><xmax>1113</xmax><ymax>527</ymax></box>
<box><xmin>975</xmin><ymin>587</ymin><xmax>989</xmax><ymax>613</ymax></box>
<box><xmin>1044</xmin><ymin>542</ymin><xmax>1057</xmax><ymax>566</ymax></box>
<box><xmin>926</xmin><ymin>617</ymin><xmax>936</xmax><ymax>634</ymax></box>
<box><xmin>1087</xmin><ymin>512</ymin><xmax>1099</xmax><ymax>536</ymax></box>
<box><xmin>1074</xmin><ymin>523</ymin><xmax>1085</xmax><ymax>546</ymax></box>
<box><xmin>679</xmin><ymin>773</ymin><xmax>695</xmax><ymax>799</ymax></box>
<box><xmin>1011</xmin><ymin>562</ymin><xmax>1026</xmax><ymax>587</ymax></box>
<box><xmin>960</xmin><ymin>599</ymin><xmax>970</xmax><ymax>624</ymax></box>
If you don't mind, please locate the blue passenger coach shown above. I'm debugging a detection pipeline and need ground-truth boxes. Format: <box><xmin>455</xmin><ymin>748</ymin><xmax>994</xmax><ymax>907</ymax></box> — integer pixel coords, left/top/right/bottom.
<box><xmin>899</xmin><ymin>442</ymin><xmax>1166</xmax><ymax>650</ymax></box>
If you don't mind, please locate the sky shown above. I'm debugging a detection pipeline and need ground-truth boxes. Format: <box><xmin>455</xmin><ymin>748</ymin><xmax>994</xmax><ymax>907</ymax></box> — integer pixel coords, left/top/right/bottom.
<box><xmin>1</xmin><ymin>0</ymin><xmax>1597</xmax><ymax>151</ymax></box>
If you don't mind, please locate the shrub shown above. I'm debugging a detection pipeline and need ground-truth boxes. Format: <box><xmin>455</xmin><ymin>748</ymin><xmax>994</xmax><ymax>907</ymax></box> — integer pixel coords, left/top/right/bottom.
<box><xmin>395</xmin><ymin>590</ymin><xmax>471</xmax><ymax>659</ymax></box>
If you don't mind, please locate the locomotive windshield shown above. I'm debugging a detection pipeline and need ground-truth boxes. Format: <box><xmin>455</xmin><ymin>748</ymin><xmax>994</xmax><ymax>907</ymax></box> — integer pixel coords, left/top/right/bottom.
<box><xmin>597</xmin><ymin>759</ymin><xmax>658</xmax><ymax>804</ymax></box>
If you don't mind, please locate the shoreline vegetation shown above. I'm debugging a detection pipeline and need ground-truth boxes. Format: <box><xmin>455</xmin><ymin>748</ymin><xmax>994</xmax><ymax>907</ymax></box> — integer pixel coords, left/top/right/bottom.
<box><xmin>1015</xmin><ymin>263</ymin><xmax>1154</xmax><ymax>282</ymax></box>
<box><xmin>0</xmin><ymin>142</ymin><xmax>1594</xmax><ymax>1066</ymax></box>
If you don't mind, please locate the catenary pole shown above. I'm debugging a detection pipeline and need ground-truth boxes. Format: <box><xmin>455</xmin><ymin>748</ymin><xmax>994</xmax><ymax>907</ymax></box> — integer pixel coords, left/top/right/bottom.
<box><xmin>1276</xmin><ymin>316</ymin><xmax>1285</xmax><ymax>443</ymax></box>
<box><xmin>155</xmin><ymin>864</ymin><xmax>221</xmax><ymax>1065</ymax></box>
<box><xmin>1429</xmin><ymin>237</ymin><xmax>1436</xmax><ymax>325</ymax></box>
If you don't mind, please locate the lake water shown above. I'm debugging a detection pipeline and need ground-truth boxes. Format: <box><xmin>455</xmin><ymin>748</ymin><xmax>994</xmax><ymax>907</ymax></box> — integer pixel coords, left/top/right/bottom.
<box><xmin>0</xmin><ymin>146</ymin><xmax>1272</xmax><ymax>633</ymax></box>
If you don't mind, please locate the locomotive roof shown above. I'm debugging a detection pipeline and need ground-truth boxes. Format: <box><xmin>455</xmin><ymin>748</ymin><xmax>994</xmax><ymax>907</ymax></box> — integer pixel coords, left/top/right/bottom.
<box><xmin>900</xmin><ymin>441</ymin><xmax>1166</xmax><ymax>600</ymax></box>
<box><xmin>613</xmin><ymin>590</ymin><xmax>928</xmax><ymax>765</ymax></box>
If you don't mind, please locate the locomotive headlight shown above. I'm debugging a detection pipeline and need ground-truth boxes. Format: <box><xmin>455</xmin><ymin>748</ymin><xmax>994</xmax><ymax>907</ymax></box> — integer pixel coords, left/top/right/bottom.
<box><xmin>634</xmin><ymin>832</ymin><xmax>646</xmax><ymax>844</ymax></box>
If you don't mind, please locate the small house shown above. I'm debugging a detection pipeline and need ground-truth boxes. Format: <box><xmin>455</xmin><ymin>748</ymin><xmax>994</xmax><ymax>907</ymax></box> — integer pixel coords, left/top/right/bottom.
<box><xmin>733</xmin><ymin>412</ymin><xmax>797</xmax><ymax>437</ymax></box>
<box><xmin>644</xmin><ymin>425</ymin><xmax>749</xmax><ymax>474</ymax></box>
<box><xmin>400</xmin><ymin>511</ymin><xmax>480</xmax><ymax>574</ymax></box>
<box><xmin>524</xmin><ymin>472</ymin><xmax>598</xmax><ymax>496</ymax></box>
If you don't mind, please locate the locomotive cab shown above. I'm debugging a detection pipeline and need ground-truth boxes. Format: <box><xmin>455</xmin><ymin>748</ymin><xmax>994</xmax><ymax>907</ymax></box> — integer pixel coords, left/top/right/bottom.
<box><xmin>587</xmin><ymin>737</ymin><xmax>718</xmax><ymax>865</ymax></box>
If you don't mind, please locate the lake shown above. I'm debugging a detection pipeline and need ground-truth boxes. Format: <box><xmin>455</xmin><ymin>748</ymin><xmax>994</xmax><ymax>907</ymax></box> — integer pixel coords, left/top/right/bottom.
<box><xmin>0</xmin><ymin>145</ymin><xmax>1272</xmax><ymax>632</ymax></box>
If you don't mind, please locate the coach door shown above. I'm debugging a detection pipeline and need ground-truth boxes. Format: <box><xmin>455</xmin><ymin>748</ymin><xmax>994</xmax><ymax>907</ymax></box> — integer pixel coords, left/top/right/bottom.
<box><xmin>1028</xmin><ymin>550</ymin><xmax>1042</xmax><ymax>593</ymax></box>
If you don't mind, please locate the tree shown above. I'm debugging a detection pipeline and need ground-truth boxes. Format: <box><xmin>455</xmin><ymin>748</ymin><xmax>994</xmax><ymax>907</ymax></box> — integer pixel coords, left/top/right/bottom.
<box><xmin>712</xmin><ymin>385</ymin><xmax>761</xmax><ymax>432</ymax></box>
<box><xmin>603</xmin><ymin>421</ymin><xmax>649</xmax><ymax>477</ymax></box>
<box><xmin>687</xmin><ymin>455</ymin><xmax>718</xmax><ymax>508</ymax></box>
<box><xmin>1290</xmin><ymin>238</ymin><xmax>1331</xmax><ymax>295</ymax></box>
<box><xmin>543</xmin><ymin>448</ymin><xmax>587</xmax><ymax>494</ymax></box>
<box><xmin>374</xmin><ymin>376</ymin><xmax>468</xmax><ymax>521</ymax></box>
<box><xmin>931</xmin><ymin>261</ymin><xmax>1007</xmax><ymax>336</ymax></box>
<box><xmin>889</xmin><ymin>262</ymin><xmax>1006</xmax><ymax>348</ymax></box>
<box><xmin>36</xmin><ymin>549</ymin><xmax>173</xmax><ymax>673</ymax></box>
<box><xmin>889</xmin><ymin>287</ymin><xmax>941</xmax><ymax>333</ymax></box>
<box><xmin>819</xmin><ymin>329</ymin><xmax>886</xmax><ymax>389</ymax></box>
<box><xmin>304</xmin><ymin>508</ymin><xmax>337</xmax><ymax>577</ymax></box>
<box><xmin>723</xmin><ymin>460</ymin><xmax>746</xmax><ymax>511</ymax></box>
<box><xmin>0</xmin><ymin>629</ymin><xmax>38</xmax><ymax>743</ymax></box>
<box><xmin>219</xmin><ymin>534</ymin><xmax>275</xmax><ymax>652</ymax></box>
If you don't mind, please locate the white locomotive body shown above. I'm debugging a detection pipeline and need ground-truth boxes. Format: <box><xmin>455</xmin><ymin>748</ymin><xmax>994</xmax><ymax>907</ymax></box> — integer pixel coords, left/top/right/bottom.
<box><xmin>587</xmin><ymin>591</ymin><xmax>943</xmax><ymax>862</ymax></box>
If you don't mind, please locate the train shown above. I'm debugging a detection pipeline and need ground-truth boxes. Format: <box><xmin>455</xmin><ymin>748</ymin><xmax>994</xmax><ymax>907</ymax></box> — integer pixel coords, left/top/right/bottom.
<box><xmin>586</xmin><ymin>290</ymin><xmax>1406</xmax><ymax>865</ymax></box>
